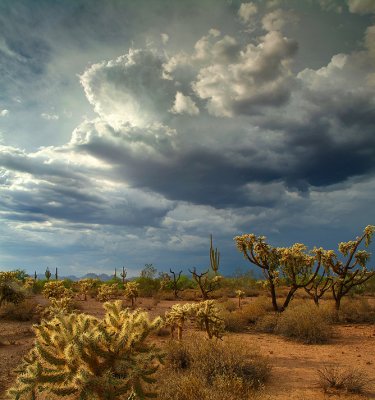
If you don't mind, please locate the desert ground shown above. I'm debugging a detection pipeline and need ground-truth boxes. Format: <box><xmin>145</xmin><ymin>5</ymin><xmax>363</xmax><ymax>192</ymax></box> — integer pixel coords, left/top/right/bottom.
<box><xmin>1</xmin><ymin>295</ymin><xmax>374</xmax><ymax>400</ymax></box>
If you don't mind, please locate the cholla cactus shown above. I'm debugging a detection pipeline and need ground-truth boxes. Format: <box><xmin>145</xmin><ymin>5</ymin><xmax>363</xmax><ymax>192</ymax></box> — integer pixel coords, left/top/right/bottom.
<box><xmin>0</xmin><ymin>271</ymin><xmax>25</xmax><ymax>307</ymax></box>
<box><xmin>124</xmin><ymin>281</ymin><xmax>139</xmax><ymax>307</ymax></box>
<box><xmin>7</xmin><ymin>301</ymin><xmax>163</xmax><ymax>400</ymax></box>
<box><xmin>77</xmin><ymin>278</ymin><xmax>98</xmax><ymax>301</ymax></box>
<box><xmin>23</xmin><ymin>277</ymin><xmax>36</xmax><ymax>291</ymax></box>
<box><xmin>235</xmin><ymin>289</ymin><xmax>245</xmax><ymax>308</ymax></box>
<box><xmin>194</xmin><ymin>300</ymin><xmax>225</xmax><ymax>340</ymax></box>
<box><xmin>97</xmin><ymin>283</ymin><xmax>118</xmax><ymax>302</ymax></box>
<box><xmin>165</xmin><ymin>303</ymin><xmax>196</xmax><ymax>340</ymax></box>
<box><xmin>42</xmin><ymin>296</ymin><xmax>76</xmax><ymax>318</ymax></box>
<box><xmin>42</xmin><ymin>281</ymin><xmax>73</xmax><ymax>300</ymax></box>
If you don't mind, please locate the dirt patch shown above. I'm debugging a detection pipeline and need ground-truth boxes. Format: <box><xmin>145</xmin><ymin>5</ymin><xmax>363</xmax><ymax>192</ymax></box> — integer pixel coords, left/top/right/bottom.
<box><xmin>0</xmin><ymin>296</ymin><xmax>374</xmax><ymax>400</ymax></box>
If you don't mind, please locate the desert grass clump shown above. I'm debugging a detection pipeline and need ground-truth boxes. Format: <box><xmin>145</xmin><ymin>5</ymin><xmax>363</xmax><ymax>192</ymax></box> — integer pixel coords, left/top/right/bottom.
<box><xmin>221</xmin><ymin>309</ymin><xmax>248</xmax><ymax>332</ymax></box>
<box><xmin>255</xmin><ymin>312</ymin><xmax>279</xmax><ymax>333</ymax></box>
<box><xmin>158</xmin><ymin>336</ymin><xmax>270</xmax><ymax>400</ymax></box>
<box><xmin>317</xmin><ymin>366</ymin><xmax>369</xmax><ymax>394</ymax></box>
<box><xmin>7</xmin><ymin>300</ymin><xmax>163</xmax><ymax>400</ymax></box>
<box><xmin>338</xmin><ymin>297</ymin><xmax>375</xmax><ymax>323</ymax></box>
<box><xmin>276</xmin><ymin>302</ymin><xmax>332</xmax><ymax>344</ymax></box>
<box><xmin>0</xmin><ymin>298</ymin><xmax>38</xmax><ymax>321</ymax></box>
<box><xmin>240</xmin><ymin>296</ymin><xmax>270</xmax><ymax>323</ymax></box>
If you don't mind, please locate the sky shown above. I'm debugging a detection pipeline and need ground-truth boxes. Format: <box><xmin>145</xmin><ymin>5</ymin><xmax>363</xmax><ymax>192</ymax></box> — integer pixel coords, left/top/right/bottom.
<box><xmin>0</xmin><ymin>0</ymin><xmax>374</xmax><ymax>278</ymax></box>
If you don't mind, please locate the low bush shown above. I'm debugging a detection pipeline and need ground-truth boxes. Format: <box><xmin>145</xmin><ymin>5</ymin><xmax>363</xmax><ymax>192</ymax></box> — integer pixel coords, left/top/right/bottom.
<box><xmin>338</xmin><ymin>297</ymin><xmax>375</xmax><ymax>323</ymax></box>
<box><xmin>222</xmin><ymin>310</ymin><xmax>248</xmax><ymax>332</ymax></box>
<box><xmin>217</xmin><ymin>299</ymin><xmax>237</xmax><ymax>312</ymax></box>
<box><xmin>179</xmin><ymin>289</ymin><xmax>200</xmax><ymax>301</ymax></box>
<box><xmin>317</xmin><ymin>366</ymin><xmax>369</xmax><ymax>394</ymax></box>
<box><xmin>0</xmin><ymin>299</ymin><xmax>38</xmax><ymax>321</ymax></box>
<box><xmin>158</xmin><ymin>335</ymin><xmax>270</xmax><ymax>400</ymax></box>
<box><xmin>255</xmin><ymin>312</ymin><xmax>279</xmax><ymax>333</ymax></box>
<box><xmin>241</xmin><ymin>296</ymin><xmax>270</xmax><ymax>323</ymax></box>
<box><xmin>276</xmin><ymin>302</ymin><xmax>332</xmax><ymax>344</ymax></box>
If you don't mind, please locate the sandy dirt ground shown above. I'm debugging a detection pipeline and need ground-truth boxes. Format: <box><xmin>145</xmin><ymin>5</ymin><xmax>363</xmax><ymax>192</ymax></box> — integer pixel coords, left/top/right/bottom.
<box><xmin>0</xmin><ymin>296</ymin><xmax>374</xmax><ymax>400</ymax></box>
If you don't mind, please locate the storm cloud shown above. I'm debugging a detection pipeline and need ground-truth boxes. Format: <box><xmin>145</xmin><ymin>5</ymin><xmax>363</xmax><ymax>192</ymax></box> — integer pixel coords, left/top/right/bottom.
<box><xmin>0</xmin><ymin>0</ymin><xmax>374</xmax><ymax>275</ymax></box>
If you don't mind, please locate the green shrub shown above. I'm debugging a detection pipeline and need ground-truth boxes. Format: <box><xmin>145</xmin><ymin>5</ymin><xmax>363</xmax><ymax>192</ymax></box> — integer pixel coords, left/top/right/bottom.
<box><xmin>135</xmin><ymin>276</ymin><xmax>160</xmax><ymax>297</ymax></box>
<box><xmin>276</xmin><ymin>302</ymin><xmax>332</xmax><ymax>344</ymax></box>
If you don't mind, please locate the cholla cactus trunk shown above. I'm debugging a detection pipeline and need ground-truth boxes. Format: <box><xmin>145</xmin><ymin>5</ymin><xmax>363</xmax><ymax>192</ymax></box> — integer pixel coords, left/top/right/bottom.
<box><xmin>7</xmin><ymin>301</ymin><xmax>163</xmax><ymax>400</ymax></box>
<box><xmin>55</xmin><ymin>267</ymin><xmax>58</xmax><ymax>280</ymax></box>
<box><xmin>124</xmin><ymin>282</ymin><xmax>139</xmax><ymax>308</ymax></box>
<box><xmin>235</xmin><ymin>290</ymin><xmax>245</xmax><ymax>309</ymax></box>
<box><xmin>165</xmin><ymin>303</ymin><xmax>196</xmax><ymax>341</ymax></box>
<box><xmin>34</xmin><ymin>271</ymin><xmax>37</xmax><ymax>281</ymax></box>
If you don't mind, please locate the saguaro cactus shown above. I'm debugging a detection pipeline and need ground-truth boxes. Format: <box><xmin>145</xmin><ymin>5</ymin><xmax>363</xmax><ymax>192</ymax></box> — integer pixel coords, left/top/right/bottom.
<box><xmin>45</xmin><ymin>267</ymin><xmax>51</xmax><ymax>281</ymax></box>
<box><xmin>8</xmin><ymin>301</ymin><xmax>163</xmax><ymax>400</ymax></box>
<box><xmin>120</xmin><ymin>267</ymin><xmax>127</xmax><ymax>284</ymax></box>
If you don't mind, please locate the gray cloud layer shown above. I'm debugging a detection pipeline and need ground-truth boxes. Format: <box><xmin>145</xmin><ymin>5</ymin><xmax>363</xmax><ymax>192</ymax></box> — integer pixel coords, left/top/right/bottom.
<box><xmin>1</xmin><ymin>0</ymin><xmax>374</xmax><ymax>274</ymax></box>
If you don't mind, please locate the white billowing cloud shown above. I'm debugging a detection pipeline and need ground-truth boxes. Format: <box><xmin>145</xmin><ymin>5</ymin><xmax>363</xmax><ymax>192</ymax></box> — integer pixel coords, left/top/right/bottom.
<box><xmin>262</xmin><ymin>9</ymin><xmax>299</xmax><ymax>32</ymax></box>
<box><xmin>0</xmin><ymin>109</ymin><xmax>9</xmax><ymax>117</ymax></box>
<box><xmin>193</xmin><ymin>29</ymin><xmax>221</xmax><ymax>61</ymax></box>
<box><xmin>41</xmin><ymin>113</ymin><xmax>59</xmax><ymax>120</ymax></box>
<box><xmin>347</xmin><ymin>0</ymin><xmax>375</xmax><ymax>14</ymax></box>
<box><xmin>170</xmin><ymin>92</ymin><xmax>199</xmax><ymax>115</ymax></box>
<box><xmin>238</xmin><ymin>2</ymin><xmax>258</xmax><ymax>24</ymax></box>
<box><xmin>80</xmin><ymin>49</ymin><xmax>176</xmax><ymax>129</ymax></box>
<box><xmin>161</xmin><ymin>33</ymin><xmax>169</xmax><ymax>44</ymax></box>
<box><xmin>193</xmin><ymin>30</ymin><xmax>298</xmax><ymax>116</ymax></box>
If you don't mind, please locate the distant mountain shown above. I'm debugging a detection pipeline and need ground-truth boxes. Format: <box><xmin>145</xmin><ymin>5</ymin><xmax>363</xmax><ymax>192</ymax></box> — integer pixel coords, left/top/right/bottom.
<box><xmin>81</xmin><ymin>273</ymin><xmax>112</xmax><ymax>281</ymax></box>
<box><xmin>33</xmin><ymin>272</ymin><xmax>113</xmax><ymax>281</ymax></box>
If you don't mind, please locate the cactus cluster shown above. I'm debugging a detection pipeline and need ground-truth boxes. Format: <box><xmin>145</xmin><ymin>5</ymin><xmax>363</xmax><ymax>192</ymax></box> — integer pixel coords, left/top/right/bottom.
<box><xmin>165</xmin><ymin>300</ymin><xmax>224</xmax><ymax>340</ymax></box>
<box><xmin>77</xmin><ymin>278</ymin><xmax>99</xmax><ymax>301</ymax></box>
<box><xmin>8</xmin><ymin>301</ymin><xmax>163</xmax><ymax>400</ymax></box>
<box><xmin>97</xmin><ymin>283</ymin><xmax>118</xmax><ymax>302</ymax></box>
<box><xmin>42</xmin><ymin>281</ymin><xmax>73</xmax><ymax>300</ymax></box>
<box><xmin>124</xmin><ymin>281</ymin><xmax>139</xmax><ymax>307</ymax></box>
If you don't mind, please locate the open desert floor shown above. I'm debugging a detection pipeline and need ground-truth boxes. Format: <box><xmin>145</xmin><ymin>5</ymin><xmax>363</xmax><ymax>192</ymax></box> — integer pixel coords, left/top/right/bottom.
<box><xmin>1</xmin><ymin>296</ymin><xmax>374</xmax><ymax>400</ymax></box>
